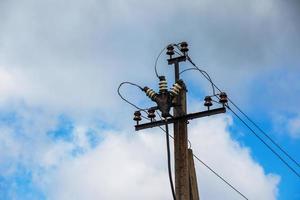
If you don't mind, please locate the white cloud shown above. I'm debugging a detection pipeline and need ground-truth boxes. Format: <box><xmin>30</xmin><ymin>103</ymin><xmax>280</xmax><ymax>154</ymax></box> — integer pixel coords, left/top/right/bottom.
<box><xmin>0</xmin><ymin>0</ymin><xmax>299</xmax><ymax>115</ymax></box>
<box><xmin>189</xmin><ymin>116</ymin><xmax>279</xmax><ymax>200</ymax></box>
<box><xmin>272</xmin><ymin>113</ymin><xmax>300</xmax><ymax>139</ymax></box>
<box><xmin>35</xmin><ymin>116</ymin><xmax>279</xmax><ymax>200</ymax></box>
<box><xmin>288</xmin><ymin>117</ymin><xmax>300</xmax><ymax>139</ymax></box>
<box><xmin>0</xmin><ymin>127</ymin><xmax>22</xmax><ymax>176</ymax></box>
<box><xmin>1</xmin><ymin>0</ymin><xmax>298</xmax><ymax>198</ymax></box>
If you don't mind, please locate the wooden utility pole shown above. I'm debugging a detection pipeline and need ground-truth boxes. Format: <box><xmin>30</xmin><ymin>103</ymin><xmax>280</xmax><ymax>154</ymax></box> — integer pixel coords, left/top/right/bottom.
<box><xmin>134</xmin><ymin>42</ymin><xmax>226</xmax><ymax>200</ymax></box>
<box><xmin>171</xmin><ymin>56</ymin><xmax>190</xmax><ymax>200</ymax></box>
<box><xmin>189</xmin><ymin>149</ymin><xmax>200</xmax><ymax>200</ymax></box>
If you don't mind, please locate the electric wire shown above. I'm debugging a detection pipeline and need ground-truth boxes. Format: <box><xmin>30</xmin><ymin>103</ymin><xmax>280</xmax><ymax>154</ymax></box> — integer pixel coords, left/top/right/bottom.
<box><xmin>160</xmin><ymin>120</ymin><xmax>248</xmax><ymax>199</ymax></box>
<box><xmin>156</xmin><ymin>110</ymin><xmax>192</xmax><ymax>148</ymax></box>
<box><xmin>180</xmin><ymin>67</ymin><xmax>216</xmax><ymax>95</ymax></box>
<box><xmin>193</xmin><ymin>154</ymin><xmax>248</xmax><ymax>200</ymax></box>
<box><xmin>117</xmin><ymin>82</ymin><xmax>249</xmax><ymax>199</ymax></box>
<box><xmin>155</xmin><ymin>45</ymin><xmax>170</xmax><ymax>78</ymax></box>
<box><xmin>172</xmin><ymin>44</ymin><xmax>215</xmax><ymax>94</ymax></box>
<box><xmin>161</xmin><ymin>126</ymin><xmax>248</xmax><ymax>199</ymax></box>
<box><xmin>155</xmin><ymin>44</ymin><xmax>184</xmax><ymax>79</ymax></box>
<box><xmin>163</xmin><ymin>113</ymin><xmax>247</xmax><ymax>199</ymax></box>
<box><xmin>172</xmin><ymin>45</ymin><xmax>216</xmax><ymax>95</ymax></box>
<box><xmin>165</xmin><ymin>120</ymin><xmax>177</xmax><ymax>200</ymax></box>
<box><xmin>182</xmin><ymin>56</ymin><xmax>300</xmax><ymax>176</ymax></box>
<box><xmin>186</xmin><ymin>56</ymin><xmax>216</xmax><ymax>95</ymax></box>
<box><xmin>116</xmin><ymin>86</ymin><xmax>176</xmax><ymax>199</ymax></box>
<box><xmin>153</xmin><ymin>113</ymin><xmax>247</xmax><ymax>199</ymax></box>
<box><xmin>228</xmin><ymin>99</ymin><xmax>300</xmax><ymax>168</ymax></box>
<box><xmin>119</xmin><ymin>45</ymin><xmax>298</xmax><ymax>197</ymax></box>
<box><xmin>117</xmin><ymin>82</ymin><xmax>145</xmax><ymax>111</ymax></box>
<box><xmin>227</xmin><ymin>105</ymin><xmax>300</xmax><ymax>178</ymax></box>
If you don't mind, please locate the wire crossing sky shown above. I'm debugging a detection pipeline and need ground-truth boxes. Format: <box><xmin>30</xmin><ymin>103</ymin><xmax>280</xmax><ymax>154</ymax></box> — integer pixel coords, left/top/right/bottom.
<box><xmin>119</xmin><ymin>46</ymin><xmax>300</xmax><ymax>199</ymax></box>
<box><xmin>0</xmin><ymin>0</ymin><xmax>299</xmax><ymax>199</ymax></box>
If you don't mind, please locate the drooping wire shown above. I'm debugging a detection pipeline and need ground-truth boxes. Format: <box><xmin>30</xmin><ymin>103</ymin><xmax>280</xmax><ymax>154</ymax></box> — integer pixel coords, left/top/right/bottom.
<box><xmin>155</xmin><ymin>43</ymin><xmax>184</xmax><ymax>79</ymax></box>
<box><xmin>193</xmin><ymin>154</ymin><xmax>248</xmax><ymax>200</ymax></box>
<box><xmin>181</xmin><ymin>56</ymin><xmax>300</xmax><ymax>176</ymax></box>
<box><xmin>228</xmin><ymin>99</ymin><xmax>300</xmax><ymax>168</ymax></box>
<box><xmin>117</xmin><ymin>81</ymin><xmax>248</xmax><ymax>199</ymax></box>
<box><xmin>164</xmin><ymin>128</ymin><xmax>248</xmax><ymax>199</ymax></box>
<box><xmin>227</xmin><ymin>105</ymin><xmax>300</xmax><ymax>178</ymax></box>
<box><xmin>172</xmin><ymin>45</ymin><xmax>216</xmax><ymax>95</ymax></box>
<box><xmin>180</xmin><ymin>67</ymin><xmax>216</xmax><ymax>96</ymax></box>
<box><xmin>155</xmin><ymin>45</ymin><xmax>169</xmax><ymax>78</ymax></box>
<box><xmin>159</xmin><ymin>125</ymin><xmax>248</xmax><ymax>199</ymax></box>
<box><xmin>117</xmin><ymin>83</ymin><xmax>176</xmax><ymax>198</ymax></box>
<box><xmin>117</xmin><ymin>82</ymin><xmax>146</xmax><ymax>111</ymax></box>
<box><xmin>152</xmin><ymin>111</ymin><xmax>247</xmax><ymax>199</ymax></box>
<box><xmin>158</xmin><ymin>118</ymin><xmax>248</xmax><ymax>199</ymax></box>
<box><xmin>186</xmin><ymin>56</ymin><xmax>216</xmax><ymax>96</ymax></box>
<box><xmin>156</xmin><ymin>110</ymin><xmax>192</xmax><ymax>148</ymax></box>
<box><xmin>165</xmin><ymin>120</ymin><xmax>176</xmax><ymax>200</ymax></box>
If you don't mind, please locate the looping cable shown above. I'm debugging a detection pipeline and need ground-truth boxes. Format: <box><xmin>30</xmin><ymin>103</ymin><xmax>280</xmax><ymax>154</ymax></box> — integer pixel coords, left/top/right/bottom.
<box><xmin>117</xmin><ymin>81</ymin><xmax>147</xmax><ymax>113</ymax></box>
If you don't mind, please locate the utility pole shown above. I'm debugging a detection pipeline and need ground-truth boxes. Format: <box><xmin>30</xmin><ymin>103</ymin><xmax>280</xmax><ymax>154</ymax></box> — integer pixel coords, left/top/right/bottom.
<box><xmin>168</xmin><ymin>51</ymin><xmax>189</xmax><ymax>200</ymax></box>
<box><xmin>132</xmin><ymin>42</ymin><xmax>228</xmax><ymax>200</ymax></box>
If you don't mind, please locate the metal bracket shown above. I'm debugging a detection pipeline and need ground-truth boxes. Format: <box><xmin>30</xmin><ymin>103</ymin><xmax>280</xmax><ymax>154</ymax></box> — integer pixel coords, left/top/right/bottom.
<box><xmin>135</xmin><ymin>107</ymin><xmax>226</xmax><ymax>131</ymax></box>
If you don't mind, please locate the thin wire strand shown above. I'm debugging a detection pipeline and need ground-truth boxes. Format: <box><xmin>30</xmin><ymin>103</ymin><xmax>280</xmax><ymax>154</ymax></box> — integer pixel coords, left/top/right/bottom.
<box><xmin>227</xmin><ymin>105</ymin><xmax>300</xmax><ymax>178</ymax></box>
<box><xmin>155</xmin><ymin>45</ymin><xmax>169</xmax><ymax>78</ymax></box>
<box><xmin>153</xmin><ymin>112</ymin><xmax>247</xmax><ymax>199</ymax></box>
<box><xmin>117</xmin><ymin>82</ymin><xmax>147</xmax><ymax>112</ymax></box>
<box><xmin>180</xmin><ymin>67</ymin><xmax>216</xmax><ymax>96</ymax></box>
<box><xmin>228</xmin><ymin>99</ymin><xmax>300</xmax><ymax>168</ymax></box>
<box><xmin>118</xmin><ymin>86</ymin><xmax>248</xmax><ymax>198</ymax></box>
<box><xmin>173</xmin><ymin>44</ymin><xmax>216</xmax><ymax>95</ymax></box>
<box><xmin>165</xmin><ymin>120</ymin><xmax>176</xmax><ymax>200</ymax></box>
<box><xmin>157</xmin><ymin>116</ymin><xmax>248</xmax><ymax>199</ymax></box>
<box><xmin>159</xmin><ymin>114</ymin><xmax>248</xmax><ymax>200</ymax></box>
<box><xmin>186</xmin><ymin>56</ymin><xmax>216</xmax><ymax>95</ymax></box>
<box><xmin>116</xmin><ymin>89</ymin><xmax>176</xmax><ymax>199</ymax></box>
<box><xmin>183</xmin><ymin>57</ymin><xmax>300</xmax><ymax>173</ymax></box>
<box><xmin>155</xmin><ymin>110</ymin><xmax>192</xmax><ymax>148</ymax></box>
<box><xmin>193</xmin><ymin>154</ymin><xmax>248</xmax><ymax>200</ymax></box>
<box><xmin>160</xmin><ymin>123</ymin><xmax>248</xmax><ymax>199</ymax></box>
<box><xmin>172</xmin><ymin>45</ymin><xmax>216</xmax><ymax>96</ymax></box>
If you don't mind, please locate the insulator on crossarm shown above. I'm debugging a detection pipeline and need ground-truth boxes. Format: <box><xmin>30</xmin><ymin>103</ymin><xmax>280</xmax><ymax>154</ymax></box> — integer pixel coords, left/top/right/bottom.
<box><xmin>147</xmin><ymin>108</ymin><xmax>156</xmax><ymax>121</ymax></box>
<box><xmin>159</xmin><ymin>76</ymin><xmax>168</xmax><ymax>93</ymax></box>
<box><xmin>219</xmin><ymin>92</ymin><xmax>228</xmax><ymax>106</ymax></box>
<box><xmin>143</xmin><ymin>87</ymin><xmax>157</xmax><ymax>101</ymax></box>
<box><xmin>166</xmin><ymin>45</ymin><xmax>174</xmax><ymax>57</ymax></box>
<box><xmin>180</xmin><ymin>42</ymin><xmax>189</xmax><ymax>54</ymax></box>
<box><xmin>204</xmin><ymin>96</ymin><xmax>213</xmax><ymax>109</ymax></box>
<box><xmin>170</xmin><ymin>80</ymin><xmax>183</xmax><ymax>97</ymax></box>
<box><xmin>133</xmin><ymin>111</ymin><xmax>142</xmax><ymax>124</ymax></box>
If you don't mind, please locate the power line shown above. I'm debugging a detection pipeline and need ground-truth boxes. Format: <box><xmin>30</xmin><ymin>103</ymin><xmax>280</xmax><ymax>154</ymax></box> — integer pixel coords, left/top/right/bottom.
<box><xmin>155</xmin><ymin>110</ymin><xmax>192</xmax><ymax>148</ymax></box>
<box><xmin>161</xmin><ymin>124</ymin><xmax>248</xmax><ymax>199</ymax></box>
<box><xmin>182</xmin><ymin>56</ymin><xmax>300</xmax><ymax>178</ymax></box>
<box><xmin>228</xmin><ymin>99</ymin><xmax>300</xmax><ymax>168</ymax></box>
<box><xmin>227</xmin><ymin>105</ymin><xmax>300</xmax><ymax>178</ymax></box>
<box><xmin>154</xmin><ymin>45</ymin><xmax>170</xmax><ymax>78</ymax></box>
<box><xmin>193</xmin><ymin>154</ymin><xmax>248</xmax><ymax>200</ymax></box>
<box><xmin>179</xmin><ymin>67</ymin><xmax>216</xmax><ymax>96</ymax></box>
<box><xmin>117</xmin><ymin>88</ymin><xmax>248</xmax><ymax>199</ymax></box>
<box><xmin>160</xmin><ymin>124</ymin><xmax>248</xmax><ymax>199</ymax></box>
<box><xmin>117</xmin><ymin>82</ymin><xmax>145</xmax><ymax>111</ymax></box>
<box><xmin>155</xmin><ymin>43</ymin><xmax>187</xmax><ymax>79</ymax></box>
<box><xmin>119</xmin><ymin>43</ymin><xmax>299</xmax><ymax>200</ymax></box>
<box><xmin>149</xmin><ymin>113</ymin><xmax>248</xmax><ymax>199</ymax></box>
<box><xmin>117</xmin><ymin>83</ymin><xmax>176</xmax><ymax>198</ymax></box>
<box><xmin>165</xmin><ymin>120</ymin><xmax>177</xmax><ymax>200</ymax></box>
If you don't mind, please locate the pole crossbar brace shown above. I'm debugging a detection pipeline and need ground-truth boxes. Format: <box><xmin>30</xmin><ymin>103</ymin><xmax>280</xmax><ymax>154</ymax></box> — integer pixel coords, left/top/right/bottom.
<box><xmin>135</xmin><ymin>107</ymin><xmax>226</xmax><ymax>131</ymax></box>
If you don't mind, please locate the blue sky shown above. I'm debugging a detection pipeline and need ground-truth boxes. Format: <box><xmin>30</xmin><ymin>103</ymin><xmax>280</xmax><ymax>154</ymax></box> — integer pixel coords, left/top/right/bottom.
<box><xmin>0</xmin><ymin>0</ymin><xmax>299</xmax><ymax>199</ymax></box>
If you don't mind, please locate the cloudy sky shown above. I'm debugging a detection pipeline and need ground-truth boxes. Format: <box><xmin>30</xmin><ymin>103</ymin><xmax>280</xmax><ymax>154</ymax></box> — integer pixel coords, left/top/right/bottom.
<box><xmin>0</xmin><ymin>0</ymin><xmax>299</xmax><ymax>199</ymax></box>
